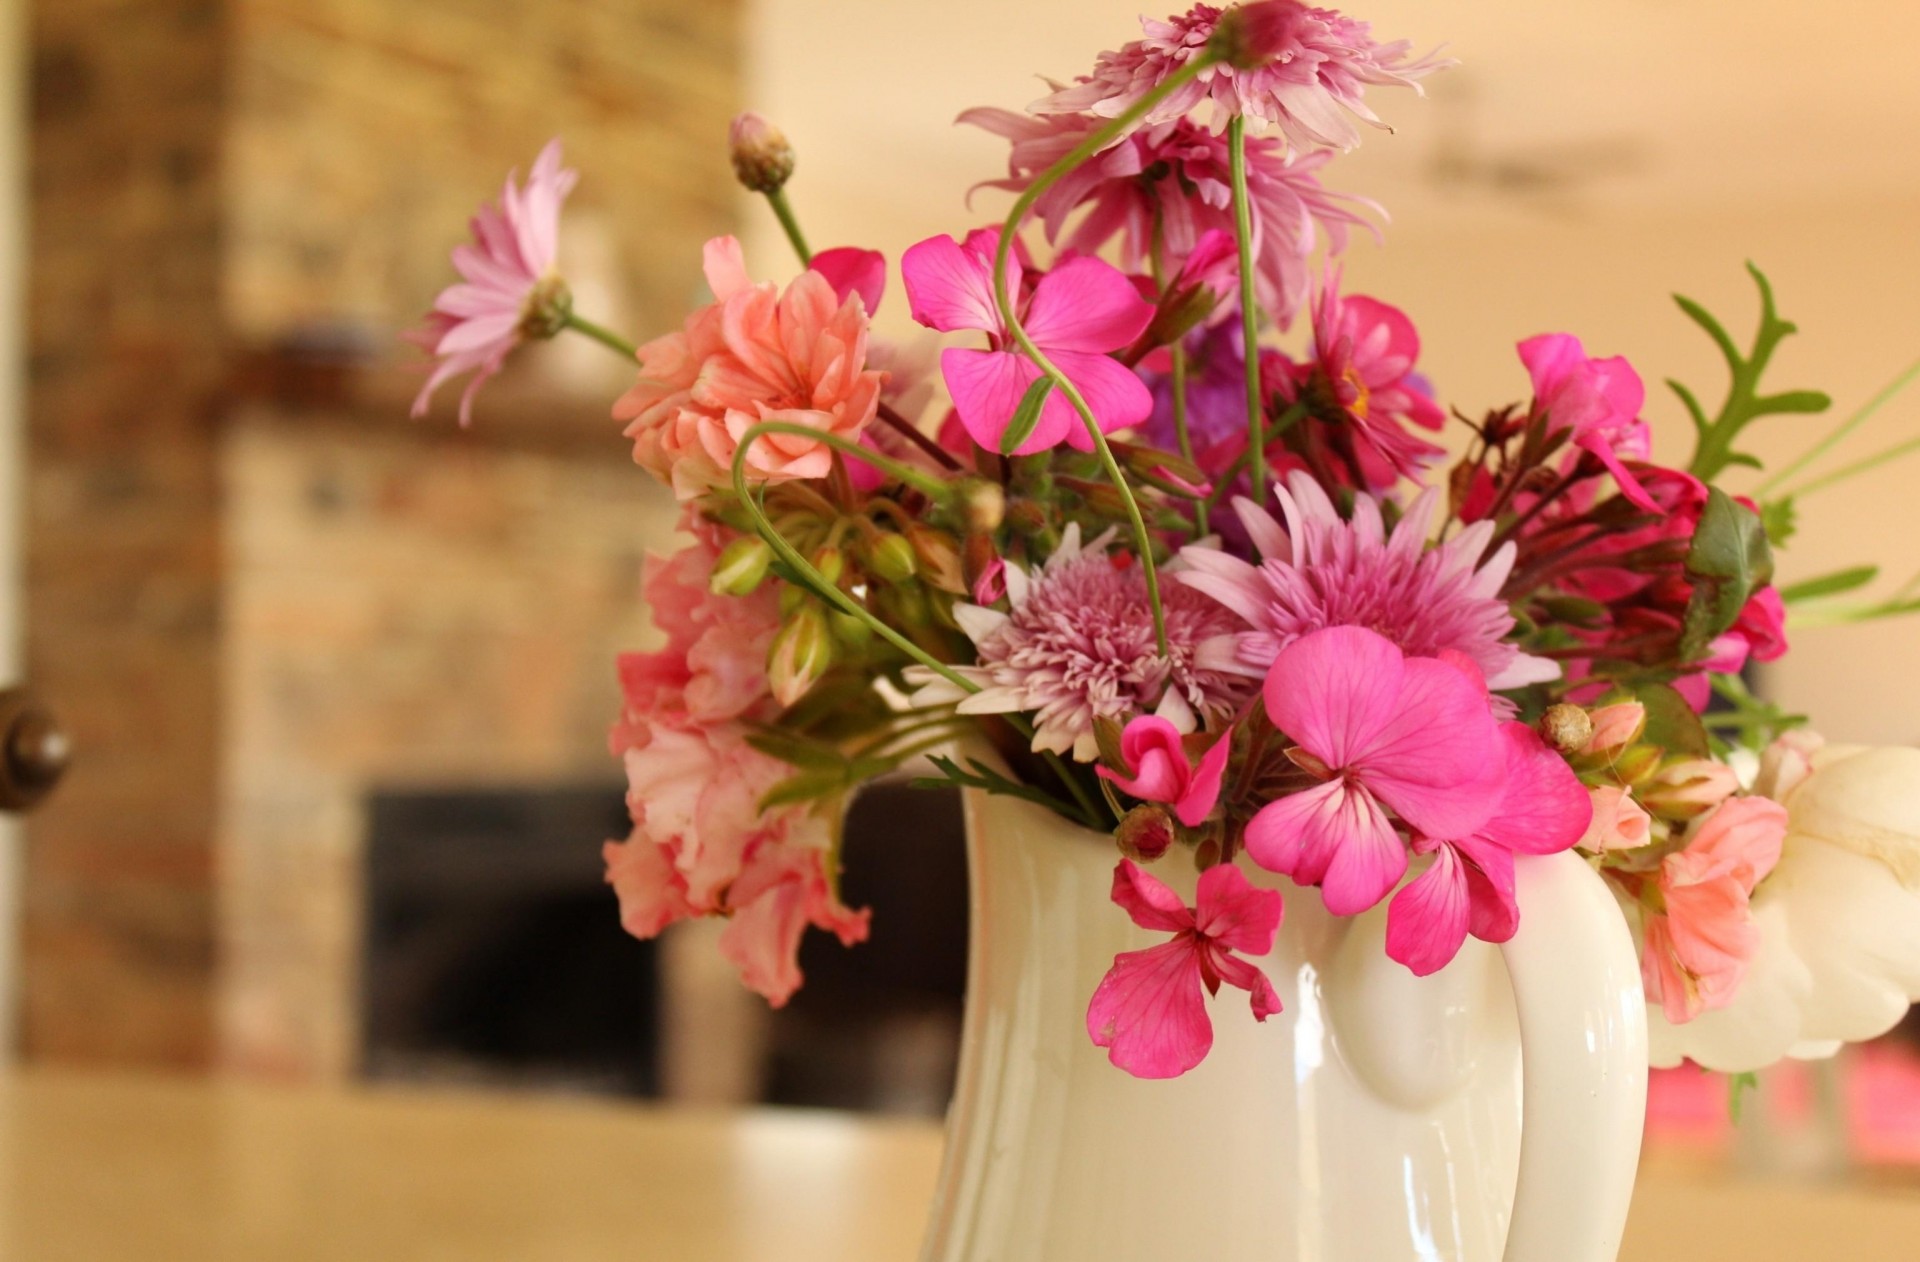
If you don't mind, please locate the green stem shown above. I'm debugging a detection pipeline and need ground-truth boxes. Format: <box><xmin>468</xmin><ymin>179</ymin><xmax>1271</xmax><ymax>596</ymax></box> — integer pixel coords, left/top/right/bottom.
<box><xmin>988</xmin><ymin>54</ymin><xmax>1218</xmax><ymax>658</ymax></box>
<box><xmin>1774</xmin><ymin>431</ymin><xmax>1920</xmax><ymax>501</ymax></box>
<box><xmin>735</xmin><ymin>420</ymin><xmax>955</xmax><ymax>502</ymax></box>
<box><xmin>560</xmin><ymin>310</ymin><xmax>639</xmax><ymax>359</ymax></box>
<box><xmin>1756</xmin><ymin>353</ymin><xmax>1920</xmax><ymax>497</ymax></box>
<box><xmin>1227</xmin><ymin>115</ymin><xmax>1265</xmax><ymax>507</ymax></box>
<box><xmin>1171</xmin><ymin>344</ymin><xmax>1206</xmax><ymax>535</ymax></box>
<box><xmin>764</xmin><ymin>188</ymin><xmax>812</xmax><ymax>266</ymax></box>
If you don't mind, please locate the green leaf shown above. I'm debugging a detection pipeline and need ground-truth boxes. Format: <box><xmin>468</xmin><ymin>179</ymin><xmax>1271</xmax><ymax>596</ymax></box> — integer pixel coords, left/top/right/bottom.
<box><xmin>1679</xmin><ymin>488</ymin><xmax>1773</xmax><ymax>663</ymax></box>
<box><xmin>759</xmin><ymin>768</ymin><xmax>853</xmax><ymax>811</ymax></box>
<box><xmin>1777</xmin><ymin>565</ymin><xmax>1879</xmax><ymax>603</ymax></box>
<box><xmin>1759</xmin><ymin>497</ymin><xmax>1797</xmax><ymax>548</ymax></box>
<box><xmin>999</xmin><ymin>375</ymin><xmax>1057</xmax><ymax>455</ymax></box>
<box><xmin>914</xmin><ymin>754</ymin><xmax>1100</xmax><ymax>829</ymax></box>
<box><xmin>1676</xmin><ymin>265</ymin><xmax>1832</xmax><ymax>482</ymax></box>
<box><xmin>1636</xmin><ymin>681</ymin><xmax>1712</xmax><ymax>759</ymax></box>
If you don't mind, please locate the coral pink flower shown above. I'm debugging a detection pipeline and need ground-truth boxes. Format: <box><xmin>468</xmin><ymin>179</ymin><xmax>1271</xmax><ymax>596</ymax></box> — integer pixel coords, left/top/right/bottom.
<box><xmin>961</xmin><ymin>111</ymin><xmax>1376</xmax><ymax>324</ymax></box>
<box><xmin>409</xmin><ymin>139</ymin><xmax>577</xmax><ymax>426</ymax></box>
<box><xmin>1178</xmin><ymin>472</ymin><xmax>1558</xmax><ymax>693</ymax></box>
<box><xmin>1245</xmin><ymin>626</ymin><xmax>1508</xmax><ymax>915</ymax></box>
<box><xmin>901</xmin><ymin>228</ymin><xmax>1153</xmax><ymax>455</ymax></box>
<box><xmin>1579</xmin><ymin>785</ymin><xmax>1654</xmax><ymax>852</ymax></box>
<box><xmin>1274</xmin><ymin>277</ymin><xmax>1445</xmax><ymax>489</ymax></box>
<box><xmin>603</xmin><ymin>717</ymin><xmax>869</xmax><ymax>1007</ymax></box>
<box><xmin>1585</xmin><ymin>702</ymin><xmax>1647</xmax><ymax>753</ymax></box>
<box><xmin>1518</xmin><ymin>333</ymin><xmax>1657</xmax><ymax>510</ymax></box>
<box><xmin>1098</xmin><ymin>716</ymin><xmax>1234</xmax><ymax>827</ymax></box>
<box><xmin>615</xmin><ymin>236</ymin><xmax>885</xmax><ymax>500</ymax></box>
<box><xmin>1639</xmin><ymin>795</ymin><xmax>1789</xmax><ymax>1023</ymax></box>
<box><xmin>1031</xmin><ymin>3</ymin><xmax>1447</xmax><ymax>153</ymax></box>
<box><xmin>903</xmin><ymin>525</ymin><xmax>1254</xmax><ymax>760</ymax></box>
<box><xmin>1087</xmin><ymin>858</ymin><xmax>1283</xmax><ymax>1078</ymax></box>
<box><xmin>1385</xmin><ymin>722</ymin><xmax>1591</xmax><ymax>975</ymax></box>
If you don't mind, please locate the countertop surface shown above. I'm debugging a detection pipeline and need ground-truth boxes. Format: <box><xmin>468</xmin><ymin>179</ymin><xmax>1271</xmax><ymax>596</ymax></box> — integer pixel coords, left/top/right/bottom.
<box><xmin>1</xmin><ymin>1068</ymin><xmax>1916</xmax><ymax>1260</ymax></box>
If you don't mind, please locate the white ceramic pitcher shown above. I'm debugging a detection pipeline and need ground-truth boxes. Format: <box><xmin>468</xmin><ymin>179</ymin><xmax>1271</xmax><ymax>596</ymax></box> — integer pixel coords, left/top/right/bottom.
<box><xmin>918</xmin><ymin>789</ymin><xmax>1648</xmax><ymax>1262</ymax></box>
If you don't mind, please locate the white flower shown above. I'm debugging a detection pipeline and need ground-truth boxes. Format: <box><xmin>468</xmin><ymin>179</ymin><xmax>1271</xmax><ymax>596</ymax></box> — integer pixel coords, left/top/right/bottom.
<box><xmin>1647</xmin><ymin>737</ymin><xmax>1920</xmax><ymax>1073</ymax></box>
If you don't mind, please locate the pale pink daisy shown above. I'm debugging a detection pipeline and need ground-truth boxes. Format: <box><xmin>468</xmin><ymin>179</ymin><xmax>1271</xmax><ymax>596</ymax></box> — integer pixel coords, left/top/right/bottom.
<box><xmin>1086</xmin><ymin>858</ymin><xmax>1283</xmax><ymax>1079</ymax></box>
<box><xmin>1031</xmin><ymin>3</ymin><xmax>1448</xmax><ymax>154</ymax></box>
<box><xmin>960</xmin><ymin>110</ymin><xmax>1377</xmax><ymax>324</ymax></box>
<box><xmin>1177</xmin><ymin>471</ymin><xmax>1558</xmax><ymax>693</ymax></box>
<box><xmin>409</xmin><ymin>139</ymin><xmax>577</xmax><ymax>426</ymax></box>
<box><xmin>904</xmin><ymin>525</ymin><xmax>1253</xmax><ymax>760</ymax></box>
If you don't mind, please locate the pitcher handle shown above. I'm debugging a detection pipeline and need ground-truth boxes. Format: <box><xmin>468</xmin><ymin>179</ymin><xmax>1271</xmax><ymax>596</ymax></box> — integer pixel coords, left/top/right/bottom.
<box><xmin>1498</xmin><ymin>850</ymin><xmax>1648</xmax><ymax>1262</ymax></box>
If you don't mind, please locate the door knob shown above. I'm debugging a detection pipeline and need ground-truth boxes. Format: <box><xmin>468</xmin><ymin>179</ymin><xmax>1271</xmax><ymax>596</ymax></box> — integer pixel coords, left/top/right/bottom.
<box><xmin>0</xmin><ymin>688</ymin><xmax>68</xmax><ymax>812</ymax></box>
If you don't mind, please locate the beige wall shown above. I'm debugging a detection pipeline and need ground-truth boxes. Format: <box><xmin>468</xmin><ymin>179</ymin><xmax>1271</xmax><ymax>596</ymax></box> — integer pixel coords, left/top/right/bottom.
<box><xmin>746</xmin><ymin>0</ymin><xmax>1920</xmax><ymax>746</ymax></box>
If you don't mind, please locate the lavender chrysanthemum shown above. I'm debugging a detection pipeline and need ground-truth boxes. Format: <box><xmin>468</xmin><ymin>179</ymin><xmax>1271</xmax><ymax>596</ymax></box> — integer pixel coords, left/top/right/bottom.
<box><xmin>907</xmin><ymin>526</ymin><xmax>1253</xmax><ymax>760</ymax></box>
<box><xmin>1178</xmin><ymin>472</ymin><xmax>1557</xmax><ymax>692</ymax></box>
<box><xmin>1032</xmin><ymin>3</ymin><xmax>1449</xmax><ymax>154</ymax></box>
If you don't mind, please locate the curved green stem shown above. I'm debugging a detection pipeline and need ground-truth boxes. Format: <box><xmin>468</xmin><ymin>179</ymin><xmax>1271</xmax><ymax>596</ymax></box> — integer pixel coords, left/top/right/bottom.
<box><xmin>988</xmin><ymin>54</ymin><xmax>1217</xmax><ymax>658</ymax></box>
<box><xmin>1756</xmin><ymin>353</ymin><xmax>1920</xmax><ymax>497</ymax></box>
<box><xmin>735</xmin><ymin>420</ymin><xmax>955</xmax><ymax>501</ymax></box>
<box><xmin>764</xmin><ymin>188</ymin><xmax>812</xmax><ymax>266</ymax></box>
<box><xmin>1227</xmin><ymin>115</ymin><xmax>1266</xmax><ymax>506</ymax></box>
<box><xmin>560</xmin><ymin>310</ymin><xmax>639</xmax><ymax>359</ymax></box>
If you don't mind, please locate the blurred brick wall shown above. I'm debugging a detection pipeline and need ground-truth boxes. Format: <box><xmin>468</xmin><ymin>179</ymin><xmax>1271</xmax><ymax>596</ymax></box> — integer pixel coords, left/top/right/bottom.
<box><xmin>24</xmin><ymin>0</ymin><xmax>740</xmax><ymax>1069</ymax></box>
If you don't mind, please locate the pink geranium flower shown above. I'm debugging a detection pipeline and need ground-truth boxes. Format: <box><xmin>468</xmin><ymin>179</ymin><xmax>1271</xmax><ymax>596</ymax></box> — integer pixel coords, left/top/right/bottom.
<box><xmin>1086</xmin><ymin>858</ymin><xmax>1283</xmax><ymax>1078</ymax></box>
<box><xmin>808</xmin><ymin>246</ymin><xmax>887</xmax><ymax>315</ymax></box>
<box><xmin>1178</xmin><ymin>472</ymin><xmax>1559</xmax><ymax>693</ymax></box>
<box><xmin>960</xmin><ymin>111</ymin><xmax>1376</xmax><ymax>324</ymax></box>
<box><xmin>1518</xmin><ymin>333</ymin><xmax>1657</xmax><ymax>510</ymax></box>
<box><xmin>1273</xmin><ymin>277</ymin><xmax>1445</xmax><ymax>489</ymax></box>
<box><xmin>409</xmin><ymin>139</ymin><xmax>576</xmax><ymax>426</ymax></box>
<box><xmin>1031</xmin><ymin>3</ymin><xmax>1447</xmax><ymax>153</ymax></box>
<box><xmin>615</xmin><ymin>237</ymin><xmax>885</xmax><ymax>500</ymax></box>
<box><xmin>1640</xmin><ymin>795</ymin><xmax>1788</xmax><ymax>1023</ymax></box>
<box><xmin>901</xmin><ymin>228</ymin><xmax>1153</xmax><ymax>455</ymax></box>
<box><xmin>1245</xmin><ymin>626</ymin><xmax>1508</xmax><ymax>915</ymax></box>
<box><xmin>1579</xmin><ymin>785</ymin><xmax>1655</xmax><ymax>852</ymax></box>
<box><xmin>1097</xmin><ymin>715</ymin><xmax>1234</xmax><ymax>827</ymax></box>
<box><xmin>1385</xmin><ymin>722</ymin><xmax>1591</xmax><ymax>975</ymax></box>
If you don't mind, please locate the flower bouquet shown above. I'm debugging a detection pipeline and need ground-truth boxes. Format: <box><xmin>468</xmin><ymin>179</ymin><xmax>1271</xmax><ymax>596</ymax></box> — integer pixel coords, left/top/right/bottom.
<box><xmin>409</xmin><ymin>2</ymin><xmax>1920</xmax><ymax>1257</ymax></box>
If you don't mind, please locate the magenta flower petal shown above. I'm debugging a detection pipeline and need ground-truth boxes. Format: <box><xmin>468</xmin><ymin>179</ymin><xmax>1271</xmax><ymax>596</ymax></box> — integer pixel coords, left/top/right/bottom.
<box><xmin>940</xmin><ymin>347</ymin><xmax>1075</xmax><ymax>455</ymax></box>
<box><xmin>1210</xmin><ymin>951</ymin><xmax>1283</xmax><ymax>1019</ymax></box>
<box><xmin>1178</xmin><ymin>728</ymin><xmax>1234</xmax><ymax>828</ymax></box>
<box><xmin>809</xmin><ymin>246</ymin><xmax>887</xmax><ymax>315</ymax></box>
<box><xmin>1261</xmin><ymin>623</ymin><xmax>1406</xmax><ymax>769</ymax></box>
<box><xmin>1190</xmin><ymin>862</ymin><xmax>1283</xmax><ymax>957</ymax></box>
<box><xmin>1098</xmin><ymin>715</ymin><xmax>1191</xmax><ymax>805</ymax></box>
<box><xmin>1453</xmin><ymin>834</ymin><xmax>1519</xmax><ymax>943</ymax></box>
<box><xmin>1109</xmin><ymin>858</ymin><xmax>1196</xmax><ymax>934</ymax></box>
<box><xmin>1477</xmin><ymin>722</ymin><xmax>1594</xmax><ymax>856</ymax></box>
<box><xmin>1021</xmin><ymin>256</ymin><xmax>1155</xmax><ymax>353</ymax></box>
<box><xmin>901</xmin><ymin>234</ymin><xmax>1002</xmax><ymax>334</ymax></box>
<box><xmin>1087</xmin><ymin>939</ymin><xmax>1213</xmax><ymax>1079</ymax></box>
<box><xmin>1244</xmin><ymin>777</ymin><xmax>1394</xmax><ymax>895</ymax></box>
<box><xmin>1385</xmin><ymin>845</ymin><xmax>1471</xmax><ymax>977</ymax></box>
<box><xmin>1049</xmin><ymin>350</ymin><xmax>1154</xmax><ymax>451</ymax></box>
<box><xmin>1354</xmin><ymin>655</ymin><xmax>1506</xmax><ymax>840</ymax></box>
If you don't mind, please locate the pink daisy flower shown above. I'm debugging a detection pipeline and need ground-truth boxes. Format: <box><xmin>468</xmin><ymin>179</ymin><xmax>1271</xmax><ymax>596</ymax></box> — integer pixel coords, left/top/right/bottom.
<box><xmin>409</xmin><ymin>139</ymin><xmax>577</xmax><ymax>426</ymax></box>
<box><xmin>904</xmin><ymin>525</ymin><xmax>1253</xmax><ymax>760</ymax></box>
<box><xmin>1086</xmin><ymin>858</ymin><xmax>1283</xmax><ymax>1079</ymax></box>
<box><xmin>1177</xmin><ymin>471</ymin><xmax>1558</xmax><ymax>693</ymax></box>
<box><xmin>1031</xmin><ymin>3</ymin><xmax>1448</xmax><ymax>154</ymax></box>
<box><xmin>959</xmin><ymin>110</ymin><xmax>1377</xmax><ymax>324</ymax></box>
<box><xmin>1244</xmin><ymin>626</ymin><xmax>1508</xmax><ymax>915</ymax></box>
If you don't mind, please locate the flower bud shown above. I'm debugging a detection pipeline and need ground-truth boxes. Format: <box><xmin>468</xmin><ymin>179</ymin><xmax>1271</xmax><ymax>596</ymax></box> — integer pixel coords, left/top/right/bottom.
<box><xmin>906</xmin><ymin>525</ymin><xmax>966</xmax><ymax>594</ymax></box>
<box><xmin>809</xmin><ymin>545</ymin><xmax>846</xmax><ymax>588</ymax></box>
<box><xmin>1584</xmin><ymin>702</ymin><xmax>1647</xmax><ymax>754</ymax></box>
<box><xmin>864</xmin><ymin>532</ymin><xmax>917</xmax><ymax>584</ymax></box>
<box><xmin>710</xmin><ymin>535</ymin><xmax>773</xmax><ymax>596</ymax></box>
<box><xmin>1208</xmin><ymin>1</ymin><xmax>1300</xmax><ymax>70</ymax></box>
<box><xmin>956</xmin><ymin>477</ymin><xmax>1006</xmax><ymax>534</ymax></box>
<box><xmin>768</xmin><ymin>604</ymin><xmax>834</xmax><ymax>707</ymax></box>
<box><xmin>517</xmin><ymin>275</ymin><xmax>573</xmax><ymax>340</ymax></box>
<box><xmin>1115</xmin><ymin>805</ymin><xmax>1176</xmax><ymax>863</ymax></box>
<box><xmin>1538</xmin><ymin>704</ymin><xmax>1594</xmax><ymax>755</ymax></box>
<box><xmin>1640</xmin><ymin>759</ymin><xmax>1741</xmax><ymax>820</ymax></box>
<box><xmin>828</xmin><ymin>609</ymin><xmax>874</xmax><ymax>652</ymax></box>
<box><xmin>728</xmin><ymin>112</ymin><xmax>795</xmax><ymax>194</ymax></box>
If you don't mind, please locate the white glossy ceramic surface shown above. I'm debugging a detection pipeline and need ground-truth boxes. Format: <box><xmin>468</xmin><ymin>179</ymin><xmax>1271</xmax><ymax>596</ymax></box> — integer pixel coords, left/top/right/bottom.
<box><xmin>919</xmin><ymin>789</ymin><xmax>1648</xmax><ymax>1262</ymax></box>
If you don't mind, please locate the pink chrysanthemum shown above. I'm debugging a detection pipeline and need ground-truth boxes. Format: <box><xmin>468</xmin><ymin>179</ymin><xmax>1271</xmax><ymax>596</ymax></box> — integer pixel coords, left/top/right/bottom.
<box><xmin>409</xmin><ymin>139</ymin><xmax>577</xmax><ymax>426</ymax></box>
<box><xmin>1178</xmin><ymin>472</ymin><xmax>1557</xmax><ymax>693</ymax></box>
<box><xmin>1031</xmin><ymin>3</ymin><xmax>1448</xmax><ymax>153</ymax></box>
<box><xmin>959</xmin><ymin>111</ymin><xmax>1377</xmax><ymax>325</ymax></box>
<box><xmin>905</xmin><ymin>525</ymin><xmax>1253</xmax><ymax>760</ymax></box>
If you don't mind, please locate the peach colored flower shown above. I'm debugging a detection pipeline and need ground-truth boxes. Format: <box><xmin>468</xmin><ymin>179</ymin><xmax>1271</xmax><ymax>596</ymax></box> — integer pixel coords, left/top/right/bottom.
<box><xmin>1583</xmin><ymin>702</ymin><xmax>1646</xmax><ymax>754</ymax></box>
<box><xmin>1580</xmin><ymin>785</ymin><xmax>1653</xmax><ymax>852</ymax></box>
<box><xmin>1640</xmin><ymin>795</ymin><xmax>1788</xmax><ymax>1023</ymax></box>
<box><xmin>615</xmin><ymin>236</ymin><xmax>885</xmax><ymax>500</ymax></box>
